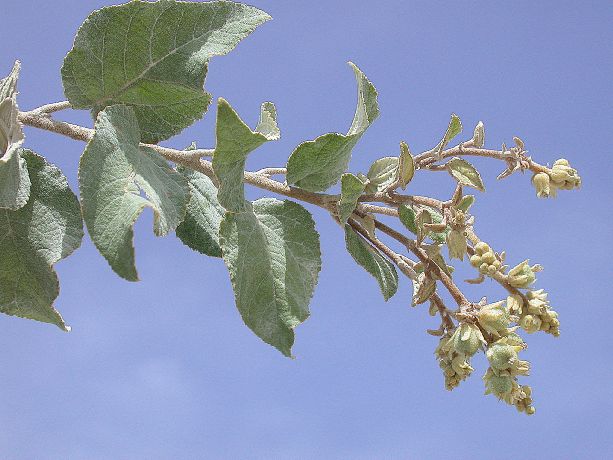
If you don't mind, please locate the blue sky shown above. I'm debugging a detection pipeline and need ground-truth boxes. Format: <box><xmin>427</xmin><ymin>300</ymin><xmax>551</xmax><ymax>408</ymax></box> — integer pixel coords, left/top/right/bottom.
<box><xmin>1</xmin><ymin>1</ymin><xmax>611</xmax><ymax>458</ymax></box>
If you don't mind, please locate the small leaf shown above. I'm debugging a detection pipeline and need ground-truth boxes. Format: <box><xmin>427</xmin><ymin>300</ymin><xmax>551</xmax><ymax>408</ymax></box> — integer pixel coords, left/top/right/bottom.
<box><xmin>338</xmin><ymin>173</ymin><xmax>366</xmax><ymax>224</ymax></box>
<box><xmin>212</xmin><ymin>99</ymin><xmax>279</xmax><ymax>212</ymax></box>
<box><xmin>456</xmin><ymin>195</ymin><xmax>475</xmax><ymax>213</ymax></box>
<box><xmin>175</xmin><ymin>167</ymin><xmax>224</xmax><ymax>257</ymax></box>
<box><xmin>344</xmin><ymin>225</ymin><xmax>398</xmax><ymax>301</ymax></box>
<box><xmin>61</xmin><ymin>1</ymin><xmax>271</xmax><ymax>143</ymax></box>
<box><xmin>286</xmin><ymin>62</ymin><xmax>379</xmax><ymax>191</ymax></box>
<box><xmin>397</xmin><ymin>141</ymin><xmax>415</xmax><ymax>189</ymax></box>
<box><xmin>473</xmin><ymin>121</ymin><xmax>485</xmax><ymax>148</ymax></box>
<box><xmin>364</xmin><ymin>157</ymin><xmax>398</xmax><ymax>193</ymax></box>
<box><xmin>0</xmin><ymin>150</ymin><xmax>83</xmax><ymax>330</ymax></box>
<box><xmin>446</xmin><ymin>157</ymin><xmax>485</xmax><ymax>192</ymax></box>
<box><xmin>412</xmin><ymin>273</ymin><xmax>436</xmax><ymax>306</ymax></box>
<box><xmin>435</xmin><ymin>114</ymin><xmax>463</xmax><ymax>155</ymax></box>
<box><xmin>79</xmin><ymin>105</ymin><xmax>189</xmax><ymax>281</ymax></box>
<box><xmin>398</xmin><ymin>205</ymin><xmax>418</xmax><ymax>234</ymax></box>
<box><xmin>219</xmin><ymin>198</ymin><xmax>321</xmax><ymax>356</ymax></box>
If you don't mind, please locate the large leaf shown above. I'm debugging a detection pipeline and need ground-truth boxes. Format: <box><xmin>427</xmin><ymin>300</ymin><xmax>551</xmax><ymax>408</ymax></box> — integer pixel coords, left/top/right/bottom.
<box><xmin>212</xmin><ymin>98</ymin><xmax>279</xmax><ymax>212</ymax></box>
<box><xmin>61</xmin><ymin>1</ymin><xmax>270</xmax><ymax>143</ymax></box>
<box><xmin>0</xmin><ymin>150</ymin><xmax>83</xmax><ymax>330</ymax></box>
<box><xmin>219</xmin><ymin>198</ymin><xmax>321</xmax><ymax>356</ymax></box>
<box><xmin>286</xmin><ymin>62</ymin><xmax>379</xmax><ymax>192</ymax></box>
<box><xmin>175</xmin><ymin>166</ymin><xmax>224</xmax><ymax>257</ymax></box>
<box><xmin>344</xmin><ymin>225</ymin><xmax>398</xmax><ymax>301</ymax></box>
<box><xmin>338</xmin><ymin>173</ymin><xmax>366</xmax><ymax>224</ymax></box>
<box><xmin>79</xmin><ymin>105</ymin><xmax>188</xmax><ymax>281</ymax></box>
<box><xmin>0</xmin><ymin>63</ymin><xmax>29</xmax><ymax>210</ymax></box>
<box><xmin>446</xmin><ymin>157</ymin><xmax>485</xmax><ymax>192</ymax></box>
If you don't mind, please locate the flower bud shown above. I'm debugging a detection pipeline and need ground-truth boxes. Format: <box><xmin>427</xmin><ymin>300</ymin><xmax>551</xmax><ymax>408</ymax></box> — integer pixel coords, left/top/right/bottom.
<box><xmin>446</xmin><ymin>229</ymin><xmax>467</xmax><ymax>261</ymax></box>
<box><xmin>474</xmin><ymin>241</ymin><xmax>490</xmax><ymax>255</ymax></box>
<box><xmin>553</xmin><ymin>158</ymin><xmax>569</xmax><ymax>167</ymax></box>
<box><xmin>484</xmin><ymin>371</ymin><xmax>513</xmax><ymax>397</ymax></box>
<box><xmin>450</xmin><ymin>323</ymin><xmax>484</xmax><ymax>356</ymax></box>
<box><xmin>520</xmin><ymin>314</ymin><xmax>542</xmax><ymax>333</ymax></box>
<box><xmin>507</xmin><ymin>294</ymin><xmax>523</xmax><ymax>315</ymax></box>
<box><xmin>507</xmin><ymin>260</ymin><xmax>538</xmax><ymax>288</ymax></box>
<box><xmin>531</xmin><ymin>172</ymin><xmax>551</xmax><ymax>198</ymax></box>
<box><xmin>477</xmin><ymin>300</ymin><xmax>510</xmax><ymax>337</ymax></box>
<box><xmin>486</xmin><ymin>342</ymin><xmax>522</xmax><ymax>371</ymax></box>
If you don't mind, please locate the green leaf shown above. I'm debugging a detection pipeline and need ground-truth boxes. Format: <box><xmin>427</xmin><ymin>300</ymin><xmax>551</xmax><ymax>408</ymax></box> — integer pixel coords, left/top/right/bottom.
<box><xmin>0</xmin><ymin>63</ymin><xmax>29</xmax><ymax>210</ymax></box>
<box><xmin>175</xmin><ymin>166</ymin><xmax>224</xmax><ymax>257</ymax></box>
<box><xmin>212</xmin><ymin>98</ymin><xmax>279</xmax><ymax>212</ymax></box>
<box><xmin>364</xmin><ymin>156</ymin><xmax>398</xmax><ymax>193</ymax></box>
<box><xmin>344</xmin><ymin>225</ymin><xmax>398</xmax><ymax>301</ymax></box>
<box><xmin>61</xmin><ymin>1</ymin><xmax>270</xmax><ymax>143</ymax></box>
<box><xmin>435</xmin><ymin>114</ymin><xmax>462</xmax><ymax>155</ymax></box>
<box><xmin>456</xmin><ymin>195</ymin><xmax>475</xmax><ymax>213</ymax></box>
<box><xmin>0</xmin><ymin>150</ymin><xmax>83</xmax><ymax>330</ymax></box>
<box><xmin>446</xmin><ymin>157</ymin><xmax>485</xmax><ymax>192</ymax></box>
<box><xmin>424</xmin><ymin>244</ymin><xmax>453</xmax><ymax>277</ymax></box>
<box><xmin>398</xmin><ymin>204</ymin><xmax>418</xmax><ymax>234</ymax></box>
<box><xmin>0</xmin><ymin>145</ymin><xmax>30</xmax><ymax>210</ymax></box>
<box><xmin>397</xmin><ymin>141</ymin><xmax>415</xmax><ymax>189</ymax></box>
<box><xmin>338</xmin><ymin>173</ymin><xmax>366</xmax><ymax>224</ymax></box>
<box><xmin>79</xmin><ymin>105</ymin><xmax>189</xmax><ymax>281</ymax></box>
<box><xmin>399</xmin><ymin>205</ymin><xmax>447</xmax><ymax>244</ymax></box>
<box><xmin>219</xmin><ymin>198</ymin><xmax>321</xmax><ymax>356</ymax></box>
<box><xmin>286</xmin><ymin>62</ymin><xmax>379</xmax><ymax>191</ymax></box>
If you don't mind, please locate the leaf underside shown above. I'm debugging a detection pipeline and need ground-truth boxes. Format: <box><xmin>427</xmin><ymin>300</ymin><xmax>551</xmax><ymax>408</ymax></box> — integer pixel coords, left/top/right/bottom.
<box><xmin>79</xmin><ymin>105</ymin><xmax>188</xmax><ymax>281</ymax></box>
<box><xmin>0</xmin><ymin>150</ymin><xmax>83</xmax><ymax>330</ymax></box>
<box><xmin>344</xmin><ymin>225</ymin><xmax>398</xmax><ymax>301</ymax></box>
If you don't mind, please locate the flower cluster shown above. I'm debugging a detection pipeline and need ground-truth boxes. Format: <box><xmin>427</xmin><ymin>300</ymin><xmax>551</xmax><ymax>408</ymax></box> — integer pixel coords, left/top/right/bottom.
<box><xmin>469</xmin><ymin>242</ymin><xmax>501</xmax><ymax>275</ymax></box>
<box><xmin>483</xmin><ymin>333</ymin><xmax>535</xmax><ymax>415</ymax></box>
<box><xmin>435</xmin><ymin>323</ymin><xmax>484</xmax><ymax>390</ymax></box>
<box><xmin>507</xmin><ymin>259</ymin><xmax>541</xmax><ymax>289</ymax></box>
<box><xmin>531</xmin><ymin>158</ymin><xmax>581</xmax><ymax>198</ymax></box>
<box><xmin>514</xmin><ymin>290</ymin><xmax>560</xmax><ymax>336</ymax></box>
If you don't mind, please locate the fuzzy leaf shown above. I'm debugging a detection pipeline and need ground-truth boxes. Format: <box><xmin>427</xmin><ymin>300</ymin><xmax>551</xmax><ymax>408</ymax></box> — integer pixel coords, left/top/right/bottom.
<box><xmin>456</xmin><ymin>195</ymin><xmax>475</xmax><ymax>213</ymax></box>
<box><xmin>435</xmin><ymin>114</ymin><xmax>463</xmax><ymax>154</ymax></box>
<box><xmin>364</xmin><ymin>157</ymin><xmax>398</xmax><ymax>193</ymax></box>
<box><xmin>338</xmin><ymin>173</ymin><xmax>366</xmax><ymax>224</ymax></box>
<box><xmin>212</xmin><ymin>99</ymin><xmax>279</xmax><ymax>212</ymax></box>
<box><xmin>447</xmin><ymin>157</ymin><xmax>485</xmax><ymax>192</ymax></box>
<box><xmin>175</xmin><ymin>166</ymin><xmax>224</xmax><ymax>257</ymax></box>
<box><xmin>219</xmin><ymin>198</ymin><xmax>321</xmax><ymax>356</ymax></box>
<box><xmin>0</xmin><ymin>98</ymin><xmax>29</xmax><ymax>210</ymax></box>
<box><xmin>344</xmin><ymin>225</ymin><xmax>398</xmax><ymax>301</ymax></box>
<box><xmin>398</xmin><ymin>205</ymin><xmax>418</xmax><ymax>234</ymax></box>
<box><xmin>0</xmin><ymin>150</ymin><xmax>83</xmax><ymax>330</ymax></box>
<box><xmin>0</xmin><ymin>63</ymin><xmax>29</xmax><ymax>210</ymax></box>
<box><xmin>79</xmin><ymin>105</ymin><xmax>188</xmax><ymax>281</ymax></box>
<box><xmin>412</xmin><ymin>273</ymin><xmax>436</xmax><ymax>306</ymax></box>
<box><xmin>397</xmin><ymin>141</ymin><xmax>415</xmax><ymax>189</ymax></box>
<box><xmin>286</xmin><ymin>62</ymin><xmax>379</xmax><ymax>191</ymax></box>
<box><xmin>61</xmin><ymin>1</ymin><xmax>270</xmax><ymax>143</ymax></box>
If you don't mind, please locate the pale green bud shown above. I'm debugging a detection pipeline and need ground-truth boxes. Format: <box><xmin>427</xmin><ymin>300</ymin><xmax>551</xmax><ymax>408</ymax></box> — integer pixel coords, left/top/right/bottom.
<box><xmin>450</xmin><ymin>323</ymin><xmax>485</xmax><ymax>356</ymax></box>
<box><xmin>520</xmin><ymin>314</ymin><xmax>542</xmax><ymax>333</ymax></box>
<box><xmin>446</xmin><ymin>229</ymin><xmax>467</xmax><ymax>261</ymax></box>
<box><xmin>483</xmin><ymin>368</ymin><xmax>513</xmax><ymax>397</ymax></box>
<box><xmin>486</xmin><ymin>343</ymin><xmax>522</xmax><ymax>371</ymax></box>
<box><xmin>507</xmin><ymin>260</ymin><xmax>537</xmax><ymax>288</ymax></box>
<box><xmin>470</xmin><ymin>254</ymin><xmax>481</xmax><ymax>267</ymax></box>
<box><xmin>531</xmin><ymin>172</ymin><xmax>551</xmax><ymax>198</ymax></box>
<box><xmin>451</xmin><ymin>354</ymin><xmax>474</xmax><ymax>378</ymax></box>
<box><xmin>474</xmin><ymin>241</ymin><xmax>490</xmax><ymax>255</ymax></box>
<box><xmin>527</xmin><ymin>298</ymin><xmax>547</xmax><ymax>315</ymax></box>
<box><xmin>553</xmin><ymin>158</ymin><xmax>569</xmax><ymax>167</ymax></box>
<box><xmin>477</xmin><ymin>300</ymin><xmax>510</xmax><ymax>337</ymax></box>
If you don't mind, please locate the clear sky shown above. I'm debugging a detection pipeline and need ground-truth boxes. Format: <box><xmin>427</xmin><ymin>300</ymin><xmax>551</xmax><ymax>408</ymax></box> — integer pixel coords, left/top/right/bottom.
<box><xmin>1</xmin><ymin>1</ymin><xmax>611</xmax><ymax>458</ymax></box>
